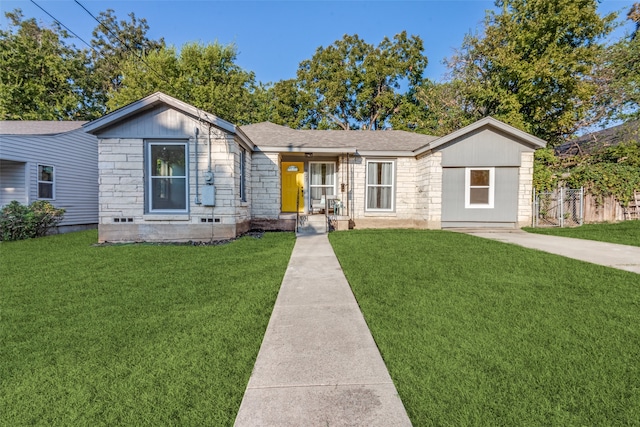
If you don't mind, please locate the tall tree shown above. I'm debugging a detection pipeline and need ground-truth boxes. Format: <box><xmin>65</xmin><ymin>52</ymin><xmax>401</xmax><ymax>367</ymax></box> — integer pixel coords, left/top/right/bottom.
<box><xmin>447</xmin><ymin>0</ymin><xmax>615</xmax><ymax>145</ymax></box>
<box><xmin>89</xmin><ymin>9</ymin><xmax>165</xmax><ymax>114</ymax></box>
<box><xmin>107</xmin><ymin>42</ymin><xmax>264</xmax><ymax>125</ymax></box>
<box><xmin>390</xmin><ymin>79</ymin><xmax>477</xmax><ymax>136</ymax></box>
<box><xmin>262</xmin><ymin>79</ymin><xmax>318</xmax><ymax>128</ymax></box>
<box><xmin>297</xmin><ymin>32</ymin><xmax>427</xmax><ymax>130</ymax></box>
<box><xmin>0</xmin><ymin>10</ymin><xmax>92</xmax><ymax>120</ymax></box>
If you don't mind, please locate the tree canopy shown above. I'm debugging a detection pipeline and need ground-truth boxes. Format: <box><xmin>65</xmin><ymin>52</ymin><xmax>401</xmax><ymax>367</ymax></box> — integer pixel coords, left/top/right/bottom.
<box><xmin>1</xmin><ymin>1</ymin><xmax>639</xmax><ymax>147</ymax></box>
<box><xmin>0</xmin><ymin>10</ymin><xmax>91</xmax><ymax>120</ymax></box>
<box><xmin>295</xmin><ymin>32</ymin><xmax>427</xmax><ymax>130</ymax></box>
<box><xmin>446</xmin><ymin>0</ymin><xmax>616</xmax><ymax>146</ymax></box>
<box><xmin>107</xmin><ymin>42</ymin><xmax>265</xmax><ymax>125</ymax></box>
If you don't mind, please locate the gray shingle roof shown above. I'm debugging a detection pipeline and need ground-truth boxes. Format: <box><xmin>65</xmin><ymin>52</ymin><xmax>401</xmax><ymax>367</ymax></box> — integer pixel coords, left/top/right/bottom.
<box><xmin>556</xmin><ymin>120</ymin><xmax>639</xmax><ymax>156</ymax></box>
<box><xmin>0</xmin><ymin>121</ymin><xmax>87</xmax><ymax>135</ymax></box>
<box><xmin>240</xmin><ymin>122</ymin><xmax>439</xmax><ymax>152</ymax></box>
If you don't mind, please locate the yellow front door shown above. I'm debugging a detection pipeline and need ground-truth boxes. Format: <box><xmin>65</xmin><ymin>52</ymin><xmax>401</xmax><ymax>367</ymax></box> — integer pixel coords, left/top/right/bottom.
<box><xmin>281</xmin><ymin>161</ymin><xmax>304</xmax><ymax>212</ymax></box>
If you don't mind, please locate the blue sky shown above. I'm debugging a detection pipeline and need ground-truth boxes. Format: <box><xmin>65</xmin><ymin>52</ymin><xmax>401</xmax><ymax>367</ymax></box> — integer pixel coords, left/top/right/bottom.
<box><xmin>2</xmin><ymin>0</ymin><xmax>636</xmax><ymax>84</ymax></box>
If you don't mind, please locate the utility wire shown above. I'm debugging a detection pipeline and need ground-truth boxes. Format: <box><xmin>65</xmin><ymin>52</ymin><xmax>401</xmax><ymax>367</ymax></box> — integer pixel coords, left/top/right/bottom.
<box><xmin>73</xmin><ymin>0</ymin><xmax>172</xmax><ymax>86</ymax></box>
<box><xmin>29</xmin><ymin>0</ymin><xmax>94</xmax><ymax>50</ymax></box>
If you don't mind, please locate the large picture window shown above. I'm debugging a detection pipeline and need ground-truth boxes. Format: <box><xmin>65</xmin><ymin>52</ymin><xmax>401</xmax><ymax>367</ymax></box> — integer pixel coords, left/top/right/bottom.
<box><xmin>147</xmin><ymin>142</ymin><xmax>188</xmax><ymax>213</ymax></box>
<box><xmin>366</xmin><ymin>160</ymin><xmax>394</xmax><ymax>211</ymax></box>
<box><xmin>37</xmin><ymin>164</ymin><xmax>54</xmax><ymax>199</ymax></box>
<box><xmin>465</xmin><ymin>167</ymin><xmax>494</xmax><ymax>208</ymax></box>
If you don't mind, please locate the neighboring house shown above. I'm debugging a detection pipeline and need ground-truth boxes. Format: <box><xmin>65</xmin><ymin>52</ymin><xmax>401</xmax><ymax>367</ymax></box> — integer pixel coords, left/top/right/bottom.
<box><xmin>556</xmin><ymin>120</ymin><xmax>639</xmax><ymax>157</ymax></box>
<box><xmin>84</xmin><ymin>92</ymin><xmax>545</xmax><ymax>243</ymax></box>
<box><xmin>0</xmin><ymin>121</ymin><xmax>99</xmax><ymax>232</ymax></box>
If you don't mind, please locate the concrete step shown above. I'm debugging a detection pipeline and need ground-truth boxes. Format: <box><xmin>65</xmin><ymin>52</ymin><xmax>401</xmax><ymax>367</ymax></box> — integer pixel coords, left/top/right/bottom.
<box><xmin>297</xmin><ymin>215</ymin><xmax>327</xmax><ymax>235</ymax></box>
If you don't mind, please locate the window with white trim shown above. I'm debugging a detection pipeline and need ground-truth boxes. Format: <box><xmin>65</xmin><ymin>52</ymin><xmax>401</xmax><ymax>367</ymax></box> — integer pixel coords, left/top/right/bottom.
<box><xmin>465</xmin><ymin>167</ymin><xmax>494</xmax><ymax>208</ymax></box>
<box><xmin>366</xmin><ymin>160</ymin><xmax>394</xmax><ymax>211</ymax></box>
<box><xmin>147</xmin><ymin>142</ymin><xmax>188</xmax><ymax>213</ymax></box>
<box><xmin>37</xmin><ymin>165</ymin><xmax>54</xmax><ymax>199</ymax></box>
<box><xmin>240</xmin><ymin>147</ymin><xmax>247</xmax><ymax>202</ymax></box>
<box><xmin>309</xmin><ymin>162</ymin><xmax>336</xmax><ymax>200</ymax></box>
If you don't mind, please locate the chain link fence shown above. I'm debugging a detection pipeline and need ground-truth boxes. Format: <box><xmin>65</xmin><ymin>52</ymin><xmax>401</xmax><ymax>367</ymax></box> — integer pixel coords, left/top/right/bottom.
<box><xmin>533</xmin><ymin>187</ymin><xmax>584</xmax><ymax>227</ymax></box>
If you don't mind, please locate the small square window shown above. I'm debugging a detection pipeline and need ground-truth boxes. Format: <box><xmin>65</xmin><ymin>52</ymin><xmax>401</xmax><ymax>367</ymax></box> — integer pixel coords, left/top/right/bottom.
<box><xmin>465</xmin><ymin>167</ymin><xmax>494</xmax><ymax>209</ymax></box>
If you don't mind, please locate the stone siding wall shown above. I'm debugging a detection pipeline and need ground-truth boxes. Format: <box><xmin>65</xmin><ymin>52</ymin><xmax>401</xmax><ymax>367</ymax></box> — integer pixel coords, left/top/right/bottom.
<box><xmin>97</xmin><ymin>126</ymin><xmax>245</xmax><ymax>242</ymax></box>
<box><xmin>250</xmin><ymin>151</ymin><xmax>281</xmax><ymax>219</ymax></box>
<box><xmin>416</xmin><ymin>151</ymin><xmax>442</xmax><ymax>228</ymax></box>
<box><xmin>517</xmin><ymin>151</ymin><xmax>534</xmax><ymax>227</ymax></box>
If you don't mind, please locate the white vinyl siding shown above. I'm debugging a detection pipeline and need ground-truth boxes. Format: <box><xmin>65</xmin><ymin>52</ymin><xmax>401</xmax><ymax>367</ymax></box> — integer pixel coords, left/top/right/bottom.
<box><xmin>37</xmin><ymin>164</ymin><xmax>54</xmax><ymax>200</ymax></box>
<box><xmin>366</xmin><ymin>160</ymin><xmax>395</xmax><ymax>211</ymax></box>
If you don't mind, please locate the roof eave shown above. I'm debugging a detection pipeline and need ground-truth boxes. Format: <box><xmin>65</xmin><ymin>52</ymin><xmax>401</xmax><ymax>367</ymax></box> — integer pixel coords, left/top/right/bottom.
<box><xmin>255</xmin><ymin>146</ymin><xmax>357</xmax><ymax>154</ymax></box>
<box><xmin>83</xmin><ymin>92</ymin><xmax>237</xmax><ymax>135</ymax></box>
<box><xmin>415</xmin><ymin>117</ymin><xmax>547</xmax><ymax>155</ymax></box>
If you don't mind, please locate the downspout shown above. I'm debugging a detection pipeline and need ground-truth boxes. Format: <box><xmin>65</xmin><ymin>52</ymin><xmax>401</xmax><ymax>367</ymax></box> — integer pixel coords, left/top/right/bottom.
<box><xmin>194</xmin><ymin>127</ymin><xmax>201</xmax><ymax>204</ymax></box>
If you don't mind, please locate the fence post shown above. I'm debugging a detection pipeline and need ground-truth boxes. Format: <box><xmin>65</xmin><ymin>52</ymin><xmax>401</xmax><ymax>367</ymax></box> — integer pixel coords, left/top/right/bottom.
<box><xmin>559</xmin><ymin>187</ymin><xmax>564</xmax><ymax>228</ymax></box>
<box><xmin>579</xmin><ymin>187</ymin><xmax>584</xmax><ymax>226</ymax></box>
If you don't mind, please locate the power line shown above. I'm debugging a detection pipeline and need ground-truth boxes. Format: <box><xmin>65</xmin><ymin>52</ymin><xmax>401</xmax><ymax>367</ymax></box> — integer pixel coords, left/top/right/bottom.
<box><xmin>73</xmin><ymin>0</ymin><xmax>172</xmax><ymax>86</ymax></box>
<box><xmin>29</xmin><ymin>0</ymin><xmax>93</xmax><ymax>50</ymax></box>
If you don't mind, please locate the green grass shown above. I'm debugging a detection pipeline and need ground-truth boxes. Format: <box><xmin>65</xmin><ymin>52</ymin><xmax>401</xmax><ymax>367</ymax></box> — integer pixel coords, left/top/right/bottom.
<box><xmin>524</xmin><ymin>220</ymin><xmax>640</xmax><ymax>247</ymax></box>
<box><xmin>0</xmin><ymin>230</ymin><xmax>295</xmax><ymax>426</ymax></box>
<box><xmin>329</xmin><ymin>229</ymin><xmax>640</xmax><ymax>426</ymax></box>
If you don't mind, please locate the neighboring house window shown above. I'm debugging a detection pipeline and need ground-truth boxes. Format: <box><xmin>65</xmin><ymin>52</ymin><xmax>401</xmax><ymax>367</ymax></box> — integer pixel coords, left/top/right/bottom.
<box><xmin>465</xmin><ymin>167</ymin><xmax>495</xmax><ymax>209</ymax></box>
<box><xmin>37</xmin><ymin>165</ymin><xmax>54</xmax><ymax>199</ymax></box>
<box><xmin>240</xmin><ymin>147</ymin><xmax>247</xmax><ymax>202</ymax></box>
<box><xmin>309</xmin><ymin>162</ymin><xmax>336</xmax><ymax>200</ymax></box>
<box><xmin>366</xmin><ymin>160</ymin><xmax>394</xmax><ymax>211</ymax></box>
<box><xmin>147</xmin><ymin>142</ymin><xmax>188</xmax><ymax>213</ymax></box>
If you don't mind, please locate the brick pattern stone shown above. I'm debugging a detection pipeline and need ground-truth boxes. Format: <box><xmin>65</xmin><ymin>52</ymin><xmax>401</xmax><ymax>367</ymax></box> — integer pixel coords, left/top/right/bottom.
<box><xmin>251</xmin><ymin>152</ymin><xmax>280</xmax><ymax>219</ymax></box>
<box><xmin>416</xmin><ymin>152</ymin><xmax>442</xmax><ymax>227</ymax></box>
<box><xmin>98</xmin><ymin>127</ymin><xmax>247</xmax><ymax>241</ymax></box>
<box><xmin>517</xmin><ymin>151</ymin><xmax>534</xmax><ymax>227</ymax></box>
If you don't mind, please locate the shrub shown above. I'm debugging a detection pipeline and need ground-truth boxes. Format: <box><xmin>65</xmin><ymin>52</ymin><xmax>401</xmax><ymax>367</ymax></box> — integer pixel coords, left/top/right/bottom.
<box><xmin>0</xmin><ymin>200</ymin><xmax>65</xmax><ymax>241</ymax></box>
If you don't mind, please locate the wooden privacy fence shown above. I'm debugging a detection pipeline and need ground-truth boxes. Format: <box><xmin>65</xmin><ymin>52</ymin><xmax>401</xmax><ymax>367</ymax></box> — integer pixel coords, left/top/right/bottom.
<box><xmin>533</xmin><ymin>188</ymin><xmax>640</xmax><ymax>227</ymax></box>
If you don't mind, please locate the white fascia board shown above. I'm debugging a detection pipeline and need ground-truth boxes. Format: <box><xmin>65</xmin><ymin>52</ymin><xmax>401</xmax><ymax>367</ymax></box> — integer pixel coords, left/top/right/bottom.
<box><xmin>355</xmin><ymin>150</ymin><xmax>415</xmax><ymax>157</ymax></box>
<box><xmin>255</xmin><ymin>146</ymin><xmax>358</xmax><ymax>154</ymax></box>
<box><xmin>84</xmin><ymin>92</ymin><xmax>237</xmax><ymax>135</ymax></box>
<box><xmin>413</xmin><ymin>116</ymin><xmax>547</xmax><ymax>156</ymax></box>
<box><xmin>234</xmin><ymin>127</ymin><xmax>255</xmax><ymax>151</ymax></box>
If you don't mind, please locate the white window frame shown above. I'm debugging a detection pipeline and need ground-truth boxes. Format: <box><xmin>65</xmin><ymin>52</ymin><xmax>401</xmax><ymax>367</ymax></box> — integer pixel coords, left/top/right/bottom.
<box><xmin>37</xmin><ymin>164</ymin><xmax>55</xmax><ymax>200</ymax></box>
<box><xmin>465</xmin><ymin>167</ymin><xmax>495</xmax><ymax>209</ymax></box>
<box><xmin>239</xmin><ymin>147</ymin><xmax>247</xmax><ymax>202</ymax></box>
<box><xmin>146</xmin><ymin>141</ymin><xmax>189</xmax><ymax>214</ymax></box>
<box><xmin>365</xmin><ymin>159</ymin><xmax>395</xmax><ymax>212</ymax></box>
<box><xmin>308</xmin><ymin>161</ymin><xmax>337</xmax><ymax>201</ymax></box>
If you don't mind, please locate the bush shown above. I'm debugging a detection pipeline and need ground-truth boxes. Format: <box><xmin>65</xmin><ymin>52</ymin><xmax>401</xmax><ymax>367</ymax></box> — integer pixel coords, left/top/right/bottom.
<box><xmin>0</xmin><ymin>200</ymin><xmax>65</xmax><ymax>241</ymax></box>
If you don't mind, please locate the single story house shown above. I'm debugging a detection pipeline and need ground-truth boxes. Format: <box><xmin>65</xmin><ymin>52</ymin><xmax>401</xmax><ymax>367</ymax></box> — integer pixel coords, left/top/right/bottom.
<box><xmin>83</xmin><ymin>92</ymin><xmax>545</xmax><ymax>243</ymax></box>
<box><xmin>0</xmin><ymin>121</ymin><xmax>99</xmax><ymax>232</ymax></box>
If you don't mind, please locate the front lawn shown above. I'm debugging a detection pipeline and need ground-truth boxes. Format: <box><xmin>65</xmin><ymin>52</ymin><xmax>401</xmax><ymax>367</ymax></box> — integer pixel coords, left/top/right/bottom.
<box><xmin>524</xmin><ymin>220</ymin><xmax>640</xmax><ymax>247</ymax></box>
<box><xmin>0</xmin><ymin>230</ymin><xmax>295</xmax><ymax>426</ymax></box>
<box><xmin>330</xmin><ymin>229</ymin><xmax>640</xmax><ymax>426</ymax></box>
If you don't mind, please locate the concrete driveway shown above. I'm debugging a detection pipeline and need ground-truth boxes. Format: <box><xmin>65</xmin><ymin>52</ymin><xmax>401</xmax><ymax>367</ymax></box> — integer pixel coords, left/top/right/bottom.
<box><xmin>460</xmin><ymin>229</ymin><xmax>640</xmax><ymax>274</ymax></box>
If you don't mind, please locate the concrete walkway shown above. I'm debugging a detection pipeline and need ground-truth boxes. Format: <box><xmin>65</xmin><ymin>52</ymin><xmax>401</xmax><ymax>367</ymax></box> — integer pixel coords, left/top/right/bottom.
<box><xmin>234</xmin><ymin>233</ymin><xmax>411</xmax><ymax>426</ymax></box>
<box><xmin>461</xmin><ymin>229</ymin><xmax>640</xmax><ymax>274</ymax></box>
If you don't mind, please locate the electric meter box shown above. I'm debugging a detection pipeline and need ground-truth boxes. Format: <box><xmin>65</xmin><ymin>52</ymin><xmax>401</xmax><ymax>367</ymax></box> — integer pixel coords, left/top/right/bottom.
<box><xmin>202</xmin><ymin>185</ymin><xmax>216</xmax><ymax>206</ymax></box>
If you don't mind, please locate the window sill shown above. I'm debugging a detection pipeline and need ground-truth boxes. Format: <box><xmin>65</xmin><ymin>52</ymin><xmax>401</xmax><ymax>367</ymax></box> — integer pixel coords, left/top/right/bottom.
<box><xmin>364</xmin><ymin>211</ymin><xmax>396</xmax><ymax>217</ymax></box>
<box><xmin>143</xmin><ymin>214</ymin><xmax>190</xmax><ymax>221</ymax></box>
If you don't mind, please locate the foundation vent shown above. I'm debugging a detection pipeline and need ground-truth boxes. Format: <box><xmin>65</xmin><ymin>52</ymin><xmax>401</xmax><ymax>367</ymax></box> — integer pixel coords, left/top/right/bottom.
<box><xmin>200</xmin><ymin>217</ymin><xmax>221</xmax><ymax>223</ymax></box>
<box><xmin>113</xmin><ymin>217</ymin><xmax>134</xmax><ymax>223</ymax></box>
